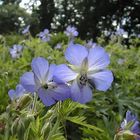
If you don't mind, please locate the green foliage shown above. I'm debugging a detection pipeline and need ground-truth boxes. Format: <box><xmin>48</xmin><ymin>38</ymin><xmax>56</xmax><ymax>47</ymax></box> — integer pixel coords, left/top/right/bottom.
<box><xmin>0</xmin><ymin>33</ymin><xmax>140</xmax><ymax>140</ymax></box>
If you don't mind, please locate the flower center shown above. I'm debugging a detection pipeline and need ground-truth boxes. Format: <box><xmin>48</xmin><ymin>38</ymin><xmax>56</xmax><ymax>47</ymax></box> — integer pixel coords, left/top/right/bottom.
<box><xmin>79</xmin><ymin>74</ymin><xmax>88</xmax><ymax>86</ymax></box>
<box><xmin>43</xmin><ymin>84</ymin><xmax>48</xmax><ymax>89</ymax></box>
<box><xmin>42</xmin><ymin>81</ymin><xmax>57</xmax><ymax>90</ymax></box>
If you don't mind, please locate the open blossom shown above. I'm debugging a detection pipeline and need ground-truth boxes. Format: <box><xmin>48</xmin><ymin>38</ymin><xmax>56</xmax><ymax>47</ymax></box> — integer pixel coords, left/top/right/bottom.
<box><xmin>22</xmin><ymin>25</ymin><xmax>30</xmax><ymax>34</ymax></box>
<box><xmin>9</xmin><ymin>44</ymin><xmax>23</xmax><ymax>59</ymax></box>
<box><xmin>120</xmin><ymin>110</ymin><xmax>140</xmax><ymax>140</ymax></box>
<box><xmin>65</xmin><ymin>26</ymin><xmax>78</xmax><ymax>39</ymax></box>
<box><xmin>8</xmin><ymin>84</ymin><xmax>26</xmax><ymax>101</ymax></box>
<box><xmin>20</xmin><ymin>57</ymin><xmax>70</xmax><ymax>106</ymax></box>
<box><xmin>54</xmin><ymin>44</ymin><xmax>113</xmax><ymax>104</ymax></box>
<box><xmin>38</xmin><ymin>29</ymin><xmax>51</xmax><ymax>42</ymax></box>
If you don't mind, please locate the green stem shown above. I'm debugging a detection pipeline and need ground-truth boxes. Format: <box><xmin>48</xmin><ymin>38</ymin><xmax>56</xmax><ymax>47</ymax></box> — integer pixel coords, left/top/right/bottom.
<box><xmin>62</xmin><ymin>121</ymin><xmax>68</xmax><ymax>140</ymax></box>
<box><xmin>57</xmin><ymin>101</ymin><xmax>68</xmax><ymax>139</ymax></box>
<box><xmin>32</xmin><ymin>92</ymin><xmax>38</xmax><ymax>114</ymax></box>
<box><xmin>114</xmin><ymin>135</ymin><xmax>117</xmax><ymax>140</ymax></box>
<box><xmin>4</xmin><ymin>106</ymin><xmax>10</xmax><ymax>140</ymax></box>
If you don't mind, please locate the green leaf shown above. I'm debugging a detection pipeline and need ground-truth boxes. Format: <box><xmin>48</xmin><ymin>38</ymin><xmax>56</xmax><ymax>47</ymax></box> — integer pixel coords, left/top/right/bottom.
<box><xmin>67</xmin><ymin>116</ymin><xmax>103</xmax><ymax>132</ymax></box>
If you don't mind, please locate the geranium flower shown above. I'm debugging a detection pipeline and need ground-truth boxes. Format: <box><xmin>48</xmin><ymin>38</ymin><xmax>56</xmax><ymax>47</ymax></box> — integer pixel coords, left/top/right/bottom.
<box><xmin>20</xmin><ymin>57</ymin><xmax>70</xmax><ymax>106</ymax></box>
<box><xmin>120</xmin><ymin>110</ymin><xmax>140</xmax><ymax>140</ymax></box>
<box><xmin>65</xmin><ymin>26</ymin><xmax>78</xmax><ymax>37</ymax></box>
<box><xmin>9</xmin><ymin>44</ymin><xmax>23</xmax><ymax>59</ymax></box>
<box><xmin>121</xmin><ymin>110</ymin><xmax>140</xmax><ymax>139</ymax></box>
<box><xmin>8</xmin><ymin>84</ymin><xmax>26</xmax><ymax>100</ymax></box>
<box><xmin>38</xmin><ymin>29</ymin><xmax>51</xmax><ymax>42</ymax></box>
<box><xmin>54</xmin><ymin>44</ymin><xmax>113</xmax><ymax>103</ymax></box>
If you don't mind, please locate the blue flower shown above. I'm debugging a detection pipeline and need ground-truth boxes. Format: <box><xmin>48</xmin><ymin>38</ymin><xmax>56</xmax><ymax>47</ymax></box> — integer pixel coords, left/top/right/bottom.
<box><xmin>9</xmin><ymin>44</ymin><xmax>23</xmax><ymax>59</ymax></box>
<box><xmin>121</xmin><ymin>111</ymin><xmax>137</xmax><ymax>129</ymax></box>
<box><xmin>121</xmin><ymin>110</ymin><xmax>140</xmax><ymax>139</ymax></box>
<box><xmin>8</xmin><ymin>84</ymin><xmax>26</xmax><ymax>101</ymax></box>
<box><xmin>38</xmin><ymin>29</ymin><xmax>51</xmax><ymax>42</ymax></box>
<box><xmin>65</xmin><ymin>25</ymin><xmax>78</xmax><ymax>39</ymax></box>
<box><xmin>22</xmin><ymin>25</ymin><xmax>30</xmax><ymax>34</ymax></box>
<box><xmin>54</xmin><ymin>44</ymin><xmax>113</xmax><ymax>104</ymax></box>
<box><xmin>20</xmin><ymin>57</ymin><xmax>70</xmax><ymax>106</ymax></box>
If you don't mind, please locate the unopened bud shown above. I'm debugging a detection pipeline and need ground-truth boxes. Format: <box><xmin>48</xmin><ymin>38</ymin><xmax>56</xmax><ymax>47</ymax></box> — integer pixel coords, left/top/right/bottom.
<box><xmin>114</xmin><ymin>130</ymin><xmax>135</xmax><ymax>140</ymax></box>
<box><xmin>17</xmin><ymin>94</ymin><xmax>32</xmax><ymax>109</ymax></box>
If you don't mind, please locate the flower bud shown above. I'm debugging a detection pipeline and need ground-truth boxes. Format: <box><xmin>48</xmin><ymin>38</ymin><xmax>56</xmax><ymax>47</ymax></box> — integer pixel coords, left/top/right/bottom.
<box><xmin>17</xmin><ymin>94</ymin><xmax>32</xmax><ymax>109</ymax></box>
<box><xmin>115</xmin><ymin>130</ymin><xmax>135</xmax><ymax>140</ymax></box>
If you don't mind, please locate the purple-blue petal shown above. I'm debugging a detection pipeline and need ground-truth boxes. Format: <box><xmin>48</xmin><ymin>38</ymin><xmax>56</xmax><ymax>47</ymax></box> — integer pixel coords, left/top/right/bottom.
<box><xmin>70</xmin><ymin>80</ymin><xmax>81</xmax><ymax>102</ymax></box>
<box><xmin>41</xmin><ymin>36</ymin><xmax>50</xmax><ymax>42</ymax></box>
<box><xmin>88</xmin><ymin>70</ymin><xmax>113</xmax><ymax>91</ymax></box>
<box><xmin>20</xmin><ymin>72</ymin><xmax>36</xmax><ymax>93</ymax></box>
<box><xmin>131</xmin><ymin>121</ymin><xmax>140</xmax><ymax>134</ymax></box>
<box><xmin>65</xmin><ymin>44</ymin><xmax>88</xmax><ymax>66</ymax></box>
<box><xmin>8</xmin><ymin>89</ymin><xmax>15</xmax><ymax>100</ymax></box>
<box><xmin>16</xmin><ymin>84</ymin><xmax>26</xmax><ymax>97</ymax></box>
<box><xmin>8</xmin><ymin>84</ymin><xmax>26</xmax><ymax>100</ymax></box>
<box><xmin>136</xmin><ymin>137</ymin><xmax>140</xmax><ymax>140</ymax></box>
<box><xmin>47</xmin><ymin>64</ymin><xmax>56</xmax><ymax>82</ymax></box>
<box><xmin>31</xmin><ymin>57</ymin><xmax>49</xmax><ymax>83</ymax></box>
<box><xmin>73</xmin><ymin>31</ymin><xmax>78</xmax><ymax>36</ymax></box>
<box><xmin>126</xmin><ymin>110</ymin><xmax>137</xmax><ymax>122</ymax></box>
<box><xmin>80</xmin><ymin>84</ymin><xmax>93</xmax><ymax>103</ymax></box>
<box><xmin>88</xmin><ymin>46</ymin><xmax>110</xmax><ymax>71</ymax></box>
<box><xmin>43</xmin><ymin>29</ymin><xmax>49</xmax><ymax>34</ymax></box>
<box><xmin>38</xmin><ymin>32</ymin><xmax>45</xmax><ymax>38</ymax></box>
<box><xmin>22</xmin><ymin>25</ymin><xmax>30</xmax><ymax>34</ymax></box>
<box><xmin>65</xmin><ymin>26</ymin><xmax>78</xmax><ymax>37</ymax></box>
<box><xmin>70</xmin><ymin>80</ymin><xmax>92</xmax><ymax>104</ymax></box>
<box><xmin>53</xmin><ymin>64</ymin><xmax>78</xmax><ymax>83</ymax></box>
<box><xmin>51</xmin><ymin>84</ymin><xmax>70</xmax><ymax>101</ymax></box>
<box><xmin>38</xmin><ymin>88</ymin><xmax>56</xmax><ymax>106</ymax></box>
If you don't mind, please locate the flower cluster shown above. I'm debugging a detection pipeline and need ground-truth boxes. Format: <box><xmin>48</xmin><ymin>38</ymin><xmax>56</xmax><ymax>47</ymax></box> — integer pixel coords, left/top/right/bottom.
<box><xmin>64</xmin><ymin>25</ymin><xmax>78</xmax><ymax>41</ymax></box>
<box><xmin>38</xmin><ymin>29</ymin><xmax>51</xmax><ymax>42</ymax></box>
<box><xmin>9</xmin><ymin>42</ymin><xmax>113</xmax><ymax>107</ymax></box>
<box><xmin>9</xmin><ymin>44</ymin><xmax>23</xmax><ymax>59</ymax></box>
<box><xmin>120</xmin><ymin>110</ymin><xmax>140</xmax><ymax>140</ymax></box>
